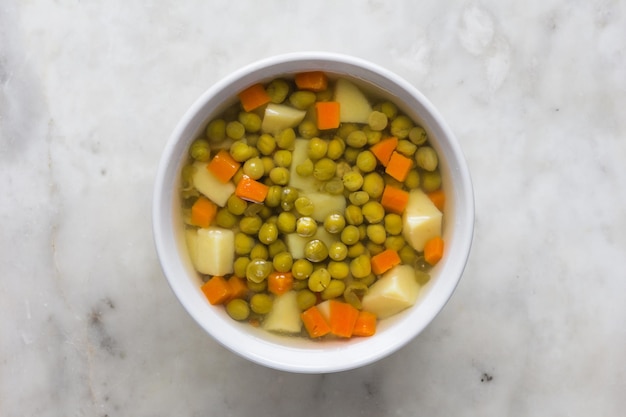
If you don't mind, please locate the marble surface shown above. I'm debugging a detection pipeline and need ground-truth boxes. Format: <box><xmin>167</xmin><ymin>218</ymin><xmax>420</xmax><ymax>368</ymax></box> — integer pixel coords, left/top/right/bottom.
<box><xmin>1</xmin><ymin>0</ymin><xmax>625</xmax><ymax>415</ymax></box>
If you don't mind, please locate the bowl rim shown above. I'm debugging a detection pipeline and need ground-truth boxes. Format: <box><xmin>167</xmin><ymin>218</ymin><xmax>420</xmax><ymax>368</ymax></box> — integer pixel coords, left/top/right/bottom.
<box><xmin>153</xmin><ymin>51</ymin><xmax>474</xmax><ymax>373</ymax></box>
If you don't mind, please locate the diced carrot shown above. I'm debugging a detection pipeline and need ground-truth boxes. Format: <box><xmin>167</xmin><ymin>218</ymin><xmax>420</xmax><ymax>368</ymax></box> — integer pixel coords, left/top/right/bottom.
<box><xmin>427</xmin><ymin>189</ymin><xmax>446</xmax><ymax>212</ymax></box>
<box><xmin>235</xmin><ymin>176</ymin><xmax>269</xmax><ymax>203</ymax></box>
<box><xmin>201</xmin><ymin>276</ymin><xmax>231</xmax><ymax>305</ymax></box>
<box><xmin>227</xmin><ymin>276</ymin><xmax>248</xmax><ymax>301</ymax></box>
<box><xmin>370</xmin><ymin>249</ymin><xmax>401</xmax><ymax>275</ymax></box>
<box><xmin>424</xmin><ymin>236</ymin><xmax>444</xmax><ymax>265</ymax></box>
<box><xmin>315</xmin><ymin>101</ymin><xmax>340</xmax><ymax>130</ymax></box>
<box><xmin>301</xmin><ymin>305</ymin><xmax>331</xmax><ymax>338</ymax></box>
<box><xmin>352</xmin><ymin>311</ymin><xmax>377</xmax><ymax>337</ymax></box>
<box><xmin>370</xmin><ymin>137</ymin><xmax>398</xmax><ymax>166</ymax></box>
<box><xmin>190</xmin><ymin>196</ymin><xmax>217</xmax><ymax>228</ymax></box>
<box><xmin>385</xmin><ymin>151</ymin><xmax>413</xmax><ymax>182</ymax></box>
<box><xmin>267</xmin><ymin>271</ymin><xmax>294</xmax><ymax>295</ymax></box>
<box><xmin>295</xmin><ymin>71</ymin><xmax>328</xmax><ymax>92</ymax></box>
<box><xmin>248</xmin><ymin>317</ymin><xmax>261</xmax><ymax>327</ymax></box>
<box><xmin>207</xmin><ymin>149</ymin><xmax>241</xmax><ymax>183</ymax></box>
<box><xmin>380</xmin><ymin>185</ymin><xmax>410</xmax><ymax>215</ymax></box>
<box><xmin>238</xmin><ymin>83</ymin><xmax>271</xmax><ymax>112</ymax></box>
<box><xmin>329</xmin><ymin>299</ymin><xmax>360</xmax><ymax>338</ymax></box>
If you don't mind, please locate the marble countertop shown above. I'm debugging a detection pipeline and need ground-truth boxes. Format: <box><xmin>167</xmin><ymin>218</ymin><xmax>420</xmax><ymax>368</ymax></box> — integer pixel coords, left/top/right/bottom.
<box><xmin>1</xmin><ymin>0</ymin><xmax>625</xmax><ymax>415</ymax></box>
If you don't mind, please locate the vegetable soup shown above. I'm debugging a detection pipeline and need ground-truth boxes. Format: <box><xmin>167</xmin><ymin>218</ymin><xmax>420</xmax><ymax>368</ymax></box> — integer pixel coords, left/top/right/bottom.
<box><xmin>180</xmin><ymin>71</ymin><xmax>445</xmax><ymax>339</ymax></box>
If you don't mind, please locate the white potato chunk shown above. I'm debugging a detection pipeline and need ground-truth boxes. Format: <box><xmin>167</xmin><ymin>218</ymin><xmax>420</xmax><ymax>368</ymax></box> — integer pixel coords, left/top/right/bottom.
<box><xmin>402</xmin><ymin>189</ymin><xmax>442</xmax><ymax>251</ymax></box>
<box><xmin>262</xmin><ymin>291</ymin><xmax>302</xmax><ymax>334</ymax></box>
<box><xmin>361</xmin><ymin>265</ymin><xmax>421</xmax><ymax>319</ymax></box>
<box><xmin>306</xmin><ymin>192</ymin><xmax>346</xmax><ymax>222</ymax></box>
<box><xmin>288</xmin><ymin>139</ymin><xmax>321</xmax><ymax>193</ymax></box>
<box><xmin>193</xmin><ymin>227</ymin><xmax>235</xmax><ymax>276</ymax></box>
<box><xmin>334</xmin><ymin>78</ymin><xmax>372</xmax><ymax>124</ymax></box>
<box><xmin>191</xmin><ymin>161</ymin><xmax>235</xmax><ymax>207</ymax></box>
<box><xmin>261</xmin><ymin>103</ymin><xmax>306</xmax><ymax>134</ymax></box>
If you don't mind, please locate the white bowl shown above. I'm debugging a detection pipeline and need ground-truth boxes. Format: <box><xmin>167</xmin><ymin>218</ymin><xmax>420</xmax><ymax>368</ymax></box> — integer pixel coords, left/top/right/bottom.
<box><xmin>153</xmin><ymin>52</ymin><xmax>474</xmax><ymax>373</ymax></box>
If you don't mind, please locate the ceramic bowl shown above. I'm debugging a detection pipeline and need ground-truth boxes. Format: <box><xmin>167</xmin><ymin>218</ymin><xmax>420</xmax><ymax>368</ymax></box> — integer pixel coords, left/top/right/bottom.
<box><xmin>153</xmin><ymin>52</ymin><xmax>474</xmax><ymax>373</ymax></box>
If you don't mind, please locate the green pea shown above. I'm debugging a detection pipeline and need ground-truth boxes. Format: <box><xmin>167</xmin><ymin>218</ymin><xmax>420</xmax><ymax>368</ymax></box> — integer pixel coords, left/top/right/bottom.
<box><xmin>249</xmin><ymin>243</ymin><xmax>269</xmax><ymax>260</ymax></box>
<box><xmin>250</xmin><ymin>293</ymin><xmax>273</xmax><ymax>315</ymax></box>
<box><xmin>230</xmin><ymin>141</ymin><xmax>255</xmax><ymax>162</ymax></box>
<box><xmin>350</xmin><ymin>254</ymin><xmax>372</xmax><ymax>279</ymax></box>
<box><xmin>327</xmin><ymin>262</ymin><xmax>350</xmax><ymax>280</ymax></box>
<box><xmin>234</xmin><ymin>232</ymin><xmax>255</xmax><ymax>255</ymax></box>
<box><xmin>308</xmin><ymin>268</ymin><xmax>331</xmax><ymax>292</ymax></box>
<box><xmin>343</xmin><ymin>147</ymin><xmax>360</xmax><ymax>164</ymax></box>
<box><xmin>205</xmin><ymin>119</ymin><xmax>226</xmax><ymax>142</ymax></box>
<box><xmin>321</xmin><ymin>279</ymin><xmax>346</xmax><ymax>300</ymax></box>
<box><xmin>238</xmin><ymin>112</ymin><xmax>262</xmax><ymax>133</ymax></box>
<box><xmin>397</xmin><ymin>139</ymin><xmax>417</xmax><ymax>157</ymax></box>
<box><xmin>415</xmin><ymin>146</ymin><xmax>439</xmax><ymax>171</ymax></box>
<box><xmin>266</xmin><ymin>78</ymin><xmax>290</xmax><ymax>104</ymax></box>
<box><xmin>261</xmin><ymin>156</ymin><xmax>275</xmax><ymax>174</ymax></box>
<box><xmin>273</xmin><ymin>251</ymin><xmax>294</xmax><ymax>273</ymax></box>
<box><xmin>355</xmin><ymin>273</ymin><xmax>376</xmax><ymax>287</ymax></box>
<box><xmin>415</xmin><ymin>270</ymin><xmax>431</xmax><ymax>286</ymax></box>
<box><xmin>273</xmin><ymin>150</ymin><xmax>292</xmax><ymax>167</ymax></box>
<box><xmin>342</xmin><ymin>171</ymin><xmax>364</xmax><ymax>192</ymax></box>
<box><xmin>385</xmin><ymin>236</ymin><xmax>406</xmax><ymax>252</ymax></box>
<box><xmin>335</xmin><ymin>161</ymin><xmax>352</xmax><ymax>179</ymax></box>
<box><xmin>189</xmin><ymin>139</ymin><xmax>211</xmax><ymax>161</ymax></box>
<box><xmin>233</xmin><ymin>256</ymin><xmax>250</xmax><ymax>278</ymax></box>
<box><xmin>277</xmin><ymin>212</ymin><xmax>296</xmax><ymax>234</ymax></box>
<box><xmin>380</xmin><ymin>101</ymin><xmax>398</xmax><ymax>119</ymax></box>
<box><xmin>276</xmin><ymin>128</ymin><xmax>296</xmax><ymax>149</ymax></box>
<box><xmin>298</xmin><ymin>119</ymin><xmax>319</xmax><ymax>139</ymax></box>
<box><xmin>324</xmin><ymin>212</ymin><xmax>346</xmax><ymax>234</ymax></box>
<box><xmin>404</xmin><ymin>169</ymin><xmax>420</xmax><ymax>189</ymax></box>
<box><xmin>344</xmin><ymin>282</ymin><xmax>369</xmax><ymax>309</ymax></box>
<box><xmin>358</xmin><ymin>224</ymin><xmax>368</xmax><ymax>240</ymax></box>
<box><xmin>268</xmin><ymin>239</ymin><xmax>287</xmax><ymax>258</ymax></box>
<box><xmin>269</xmin><ymin>167</ymin><xmax>290</xmax><ymax>185</ymax></box>
<box><xmin>216</xmin><ymin>208</ymin><xmax>238</xmax><ymax>228</ymax></box>
<box><xmin>240</xmin><ymin>215</ymin><xmax>263</xmax><ymax>235</ymax></box>
<box><xmin>227</xmin><ymin>195</ymin><xmax>247</xmax><ymax>216</ymax></box>
<box><xmin>362</xmin><ymin>172</ymin><xmax>385</xmax><ymax>199</ymax></box>
<box><xmin>340</xmin><ymin>225</ymin><xmax>360</xmax><ymax>246</ymax></box>
<box><xmin>258</xmin><ymin>222</ymin><xmax>278</xmax><ymax>245</ymax></box>
<box><xmin>368</xmin><ymin>110</ymin><xmax>388</xmax><ymax>131</ymax></box>
<box><xmin>296</xmin><ymin>289</ymin><xmax>317</xmax><ymax>310</ymax></box>
<box><xmin>327</xmin><ymin>137</ymin><xmax>345</xmax><ymax>160</ymax></box>
<box><xmin>289</xmin><ymin>90</ymin><xmax>317</xmax><ymax>110</ymax></box>
<box><xmin>421</xmin><ymin>170</ymin><xmax>442</xmax><ymax>193</ymax></box>
<box><xmin>384</xmin><ymin>213</ymin><xmax>404</xmax><ymax>235</ymax></box>
<box><xmin>399</xmin><ymin>245</ymin><xmax>417</xmax><ymax>265</ymax></box>
<box><xmin>226</xmin><ymin>299</ymin><xmax>250</xmax><ymax>321</ymax></box>
<box><xmin>348</xmin><ymin>191</ymin><xmax>370</xmax><ymax>206</ymax></box>
<box><xmin>347</xmin><ymin>242</ymin><xmax>366</xmax><ymax>258</ymax></box>
<box><xmin>246</xmin><ymin>259</ymin><xmax>272</xmax><ymax>283</ymax></box>
<box><xmin>313</xmin><ymin>158</ymin><xmax>336</xmax><ymax>181</ymax></box>
<box><xmin>363</xmin><ymin>125</ymin><xmax>382</xmax><ymax>145</ymax></box>
<box><xmin>408</xmin><ymin>126</ymin><xmax>428</xmax><ymax>145</ymax></box>
<box><xmin>295</xmin><ymin>158</ymin><xmax>314</xmax><ymax>177</ymax></box>
<box><xmin>356</xmin><ymin>150</ymin><xmax>377</xmax><ymax>173</ymax></box>
<box><xmin>362</xmin><ymin>201</ymin><xmax>385</xmax><ymax>224</ymax></box>
<box><xmin>344</xmin><ymin>205</ymin><xmax>364</xmax><ymax>226</ymax></box>
<box><xmin>226</xmin><ymin>121</ymin><xmax>246</xmax><ymax>140</ymax></box>
<box><xmin>390</xmin><ymin>115</ymin><xmax>414</xmax><ymax>139</ymax></box>
<box><xmin>243</xmin><ymin>157</ymin><xmax>265</xmax><ymax>179</ymax></box>
<box><xmin>307</xmin><ymin>137</ymin><xmax>328</xmax><ymax>160</ymax></box>
<box><xmin>367</xmin><ymin>224</ymin><xmax>387</xmax><ymax>245</ymax></box>
<box><xmin>292</xmin><ymin>259</ymin><xmax>314</xmax><ymax>280</ymax></box>
<box><xmin>294</xmin><ymin>196</ymin><xmax>315</xmax><ymax>216</ymax></box>
<box><xmin>336</xmin><ymin>123</ymin><xmax>359</xmax><ymax>139</ymax></box>
<box><xmin>280</xmin><ymin>186</ymin><xmax>299</xmax><ymax>211</ymax></box>
<box><xmin>257</xmin><ymin>133</ymin><xmax>276</xmax><ymax>156</ymax></box>
<box><xmin>304</xmin><ymin>239</ymin><xmax>328</xmax><ymax>263</ymax></box>
<box><xmin>296</xmin><ymin>217</ymin><xmax>318</xmax><ymax>238</ymax></box>
<box><xmin>346</xmin><ymin>130</ymin><xmax>368</xmax><ymax>148</ymax></box>
<box><xmin>328</xmin><ymin>241</ymin><xmax>348</xmax><ymax>261</ymax></box>
<box><xmin>246</xmin><ymin>279</ymin><xmax>267</xmax><ymax>292</ymax></box>
<box><xmin>264</xmin><ymin>185</ymin><xmax>282</xmax><ymax>208</ymax></box>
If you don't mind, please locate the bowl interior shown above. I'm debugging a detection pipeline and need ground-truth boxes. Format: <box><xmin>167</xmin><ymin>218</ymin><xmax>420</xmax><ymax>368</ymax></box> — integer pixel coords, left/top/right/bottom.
<box><xmin>153</xmin><ymin>52</ymin><xmax>474</xmax><ymax>373</ymax></box>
